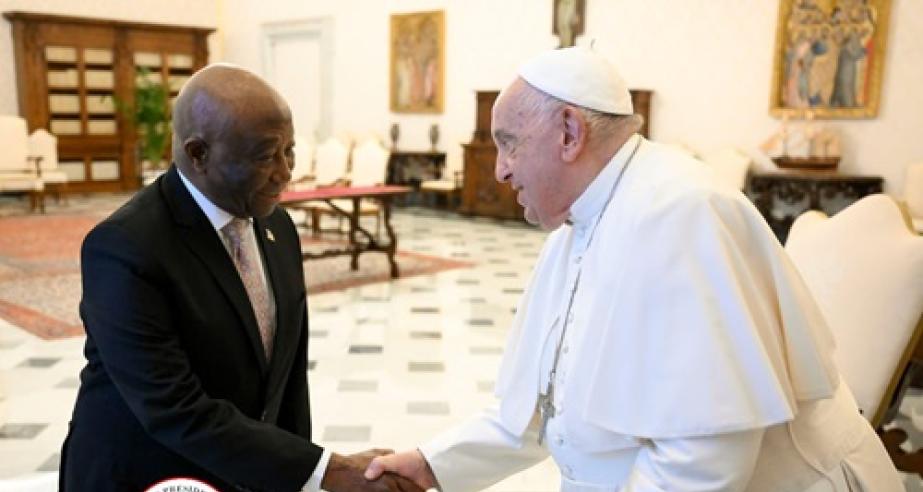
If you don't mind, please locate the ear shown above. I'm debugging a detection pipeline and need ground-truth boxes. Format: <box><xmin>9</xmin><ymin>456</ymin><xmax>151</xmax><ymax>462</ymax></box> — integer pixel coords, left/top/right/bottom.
<box><xmin>183</xmin><ymin>137</ymin><xmax>209</xmax><ymax>173</ymax></box>
<box><xmin>560</xmin><ymin>106</ymin><xmax>587</xmax><ymax>163</ymax></box>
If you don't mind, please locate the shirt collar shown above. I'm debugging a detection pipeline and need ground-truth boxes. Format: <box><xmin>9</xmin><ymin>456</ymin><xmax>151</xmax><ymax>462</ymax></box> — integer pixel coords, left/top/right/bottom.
<box><xmin>177</xmin><ymin>168</ymin><xmax>244</xmax><ymax>233</ymax></box>
<box><xmin>568</xmin><ymin>133</ymin><xmax>641</xmax><ymax>227</ymax></box>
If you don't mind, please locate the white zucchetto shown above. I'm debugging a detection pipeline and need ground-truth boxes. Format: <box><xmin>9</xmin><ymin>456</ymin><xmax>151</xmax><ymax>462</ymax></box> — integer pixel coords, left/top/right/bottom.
<box><xmin>517</xmin><ymin>46</ymin><xmax>634</xmax><ymax>115</ymax></box>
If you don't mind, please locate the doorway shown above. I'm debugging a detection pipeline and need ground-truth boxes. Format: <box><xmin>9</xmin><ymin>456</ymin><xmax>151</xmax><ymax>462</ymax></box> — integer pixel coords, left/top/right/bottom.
<box><xmin>261</xmin><ymin>18</ymin><xmax>333</xmax><ymax>142</ymax></box>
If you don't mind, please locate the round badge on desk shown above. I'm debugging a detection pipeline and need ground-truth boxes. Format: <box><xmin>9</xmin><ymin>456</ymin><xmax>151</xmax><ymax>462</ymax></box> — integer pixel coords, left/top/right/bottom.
<box><xmin>144</xmin><ymin>477</ymin><xmax>219</xmax><ymax>492</ymax></box>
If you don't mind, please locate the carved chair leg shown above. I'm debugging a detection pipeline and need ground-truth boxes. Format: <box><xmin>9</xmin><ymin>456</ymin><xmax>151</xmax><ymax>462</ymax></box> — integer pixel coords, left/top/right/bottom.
<box><xmin>880</xmin><ymin>428</ymin><xmax>923</xmax><ymax>478</ymax></box>
<box><xmin>879</xmin><ymin>362</ymin><xmax>923</xmax><ymax>477</ymax></box>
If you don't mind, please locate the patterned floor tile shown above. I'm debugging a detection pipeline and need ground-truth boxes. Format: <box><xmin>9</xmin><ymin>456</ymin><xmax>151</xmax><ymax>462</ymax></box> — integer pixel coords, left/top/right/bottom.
<box><xmin>54</xmin><ymin>378</ymin><xmax>79</xmax><ymax>388</ymax></box>
<box><xmin>408</xmin><ymin>362</ymin><xmax>444</xmax><ymax>373</ymax></box>
<box><xmin>16</xmin><ymin>358</ymin><xmax>60</xmax><ymax>368</ymax></box>
<box><xmin>36</xmin><ymin>453</ymin><xmax>59</xmax><ymax>472</ymax></box>
<box><xmin>337</xmin><ymin>380</ymin><xmax>378</xmax><ymax>392</ymax></box>
<box><xmin>323</xmin><ymin>425</ymin><xmax>371</xmax><ymax>442</ymax></box>
<box><xmin>407</xmin><ymin>401</ymin><xmax>450</xmax><ymax>415</ymax></box>
<box><xmin>470</xmin><ymin>346</ymin><xmax>504</xmax><ymax>355</ymax></box>
<box><xmin>0</xmin><ymin>424</ymin><xmax>47</xmax><ymax>439</ymax></box>
<box><xmin>477</xmin><ymin>381</ymin><xmax>495</xmax><ymax>393</ymax></box>
<box><xmin>409</xmin><ymin>331</ymin><xmax>442</xmax><ymax>340</ymax></box>
<box><xmin>348</xmin><ymin>345</ymin><xmax>383</xmax><ymax>354</ymax></box>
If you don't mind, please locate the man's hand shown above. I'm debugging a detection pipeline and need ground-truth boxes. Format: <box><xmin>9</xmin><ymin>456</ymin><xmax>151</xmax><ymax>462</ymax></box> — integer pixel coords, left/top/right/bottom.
<box><xmin>364</xmin><ymin>449</ymin><xmax>437</xmax><ymax>491</ymax></box>
<box><xmin>321</xmin><ymin>449</ymin><xmax>423</xmax><ymax>492</ymax></box>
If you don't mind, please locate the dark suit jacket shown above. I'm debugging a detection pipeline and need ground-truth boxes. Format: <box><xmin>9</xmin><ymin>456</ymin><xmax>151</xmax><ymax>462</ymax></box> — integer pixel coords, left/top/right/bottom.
<box><xmin>61</xmin><ymin>166</ymin><xmax>323</xmax><ymax>491</ymax></box>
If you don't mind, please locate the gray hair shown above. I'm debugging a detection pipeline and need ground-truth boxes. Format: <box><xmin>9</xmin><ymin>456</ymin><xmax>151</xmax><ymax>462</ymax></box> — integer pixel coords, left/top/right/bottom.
<box><xmin>517</xmin><ymin>85</ymin><xmax>644</xmax><ymax>141</ymax></box>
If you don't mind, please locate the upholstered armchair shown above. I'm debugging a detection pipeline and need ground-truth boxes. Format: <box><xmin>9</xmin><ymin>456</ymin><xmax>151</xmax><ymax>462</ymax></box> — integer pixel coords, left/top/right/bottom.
<box><xmin>312</xmin><ymin>136</ymin><xmax>350</xmax><ymax>187</ymax></box>
<box><xmin>321</xmin><ymin>138</ymin><xmax>390</xmax><ymax>237</ymax></box>
<box><xmin>289</xmin><ymin>134</ymin><xmax>315</xmax><ymax>185</ymax></box>
<box><xmin>0</xmin><ymin>115</ymin><xmax>45</xmax><ymax>212</ymax></box>
<box><xmin>419</xmin><ymin>170</ymin><xmax>463</xmax><ymax>209</ymax></box>
<box><xmin>28</xmin><ymin>128</ymin><xmax>68</xmax><ymax>203</ymax></box>
<box><xmin>785</xmin><ymin>194</ymin><xmax>923</xmax><ymax>474</ymax></box>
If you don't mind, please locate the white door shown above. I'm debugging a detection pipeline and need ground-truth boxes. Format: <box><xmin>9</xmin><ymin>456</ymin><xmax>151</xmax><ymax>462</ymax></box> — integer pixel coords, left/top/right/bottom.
<box><xmin>262</xmin><ymin>19</ymin><xmax>333</xmax><ymax>141</ymax></box>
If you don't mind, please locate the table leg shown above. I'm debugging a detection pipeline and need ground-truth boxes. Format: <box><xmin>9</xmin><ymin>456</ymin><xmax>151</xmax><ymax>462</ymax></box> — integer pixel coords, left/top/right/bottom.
<box><xmin>349</xmin><ymin>197</ymin><xmax>360</xmax><ymax>271</ymax></box>
<box><xmin>382</xmin><ymin>197</ymin><xmax>399</xmax><ymax>278</ymax></box>
<box><xmin>311</xmin><ymin>208</ymin><xmax>320</xmax><ymax>238</ymax></box>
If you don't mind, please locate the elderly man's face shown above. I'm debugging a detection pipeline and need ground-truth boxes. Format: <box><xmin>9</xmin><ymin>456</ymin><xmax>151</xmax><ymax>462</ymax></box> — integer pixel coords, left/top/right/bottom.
<box><xmin>202</xmin><ymin>103</ymin><xmax>295</xmax><ymax>219</ymax></box>
<box><xmin>492</xmin><ymin>83</ymin><xmax>569</xmax><ymax>230</ymax></box>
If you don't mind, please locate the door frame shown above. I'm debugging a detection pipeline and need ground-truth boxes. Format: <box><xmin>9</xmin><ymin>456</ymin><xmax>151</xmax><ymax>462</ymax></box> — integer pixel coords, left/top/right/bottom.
<box><xmin>260</xmin><ymin>17</ymin><xmax>334</xmax><ymax>141</ymax></box>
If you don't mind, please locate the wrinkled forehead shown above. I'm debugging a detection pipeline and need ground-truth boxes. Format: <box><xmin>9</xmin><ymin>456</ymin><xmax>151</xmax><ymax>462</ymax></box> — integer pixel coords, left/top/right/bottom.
<box><xmin>492</xmin><ymin>79</ymin><xmax>543</xmax><ymax>136</ymax></box>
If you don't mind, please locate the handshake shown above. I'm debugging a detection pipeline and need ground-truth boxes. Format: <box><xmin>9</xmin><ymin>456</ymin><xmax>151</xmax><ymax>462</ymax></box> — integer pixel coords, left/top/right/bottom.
<box><xmin>321</xmin><ymin>448</ymin><xmax>438</xmax><ymax>492</ymax></box>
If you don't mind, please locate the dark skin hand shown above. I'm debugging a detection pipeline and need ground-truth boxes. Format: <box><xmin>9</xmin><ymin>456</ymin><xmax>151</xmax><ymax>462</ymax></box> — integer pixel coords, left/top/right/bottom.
<box><xmin>322</xmin><ymin>449</ymin><xmax>425</xmax><ymax>492</ymax></box>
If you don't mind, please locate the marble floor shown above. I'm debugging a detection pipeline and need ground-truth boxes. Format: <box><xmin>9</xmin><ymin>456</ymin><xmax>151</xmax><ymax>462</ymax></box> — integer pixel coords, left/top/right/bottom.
<box><xmin>0</xmin><ymin>205</ymin><xmax>920</xmax><ymax>491</ymax></box>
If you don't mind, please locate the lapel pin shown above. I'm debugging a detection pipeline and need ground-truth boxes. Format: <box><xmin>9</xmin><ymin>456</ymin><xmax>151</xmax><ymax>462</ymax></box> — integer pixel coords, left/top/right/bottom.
<box><xmin>266</xmin><ymin>229</ymin><xmax>275</xmax><ymax>242</ymax></box>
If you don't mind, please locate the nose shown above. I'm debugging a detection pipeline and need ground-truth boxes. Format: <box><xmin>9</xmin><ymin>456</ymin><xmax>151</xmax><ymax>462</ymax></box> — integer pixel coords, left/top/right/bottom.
<box><xmin>495</xmin><ymin>154</ymin><xmax>511</xmax><ymax>184</ymax></box>
<box><xmin>274</xmin><ymin>153</ymin><xmax>292</xmax><ymax>184</ymax></box>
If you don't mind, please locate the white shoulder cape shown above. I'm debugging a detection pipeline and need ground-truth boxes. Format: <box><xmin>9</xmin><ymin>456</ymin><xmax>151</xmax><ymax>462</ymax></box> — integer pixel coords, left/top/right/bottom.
<box><xmin>495</xmin><ymin>140</ymin><xmax>838</xmax><ymax>438</ymax></box>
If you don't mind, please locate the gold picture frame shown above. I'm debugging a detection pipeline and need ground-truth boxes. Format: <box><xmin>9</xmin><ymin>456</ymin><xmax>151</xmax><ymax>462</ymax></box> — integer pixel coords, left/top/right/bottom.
<box><xmin>390</xmin><ymin>10</ymin><xmax>445</xmax><ymax>114</ymax></box>
<box><xmin>769</xmin><ymin>0</ymin><xmax>891</xmax><ymax>119</ymax></box>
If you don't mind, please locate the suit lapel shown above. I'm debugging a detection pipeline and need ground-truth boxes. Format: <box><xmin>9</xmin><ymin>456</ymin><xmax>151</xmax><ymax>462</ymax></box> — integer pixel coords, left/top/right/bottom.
<box><xmin>160</xmin><ymin>166</ymin><xmax>269</xmax><ymax>373</ymax></box>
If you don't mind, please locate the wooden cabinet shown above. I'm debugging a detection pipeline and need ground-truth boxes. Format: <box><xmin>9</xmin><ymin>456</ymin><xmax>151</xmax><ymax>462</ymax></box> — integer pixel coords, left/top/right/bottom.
<box><xmin>4</xmin><ymin>12</ymin><xmax>213</xmax><ymax>192</ymax></box>
<box><xmin>459</xmin><ymin>91</ymin><xmax>523</xmax><ymax>220</ymax></box>
<box><xmin>746</xmin><ymin>171</ymin><xmax>884</xmax><ymax>243</ymax></box>
<box><xmin>460</xmin><ymin>89</ymin><xmax>653</xmax><ymax>220</ymax></box>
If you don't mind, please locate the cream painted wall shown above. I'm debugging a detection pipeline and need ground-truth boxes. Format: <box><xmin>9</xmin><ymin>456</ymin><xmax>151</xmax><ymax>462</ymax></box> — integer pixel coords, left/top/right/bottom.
<box><xmin>221</xmin><ymin>0</ymin><xmax>923</xmax><ymax>193</ymax></box>
<box><xmin>2</xmin><ymin>1</ymin><xmax>918</xmax><ymax>191</ymax></box>
<box><xmin>0</xmin><ymin>0</ymin><xmax>219</xmax><ymax>116</ymax></box>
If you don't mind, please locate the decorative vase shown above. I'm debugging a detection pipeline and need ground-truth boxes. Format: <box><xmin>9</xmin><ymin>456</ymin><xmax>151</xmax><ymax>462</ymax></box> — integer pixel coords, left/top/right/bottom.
<box><xmin>429</xmin><ymin>124</ymin><xmax>440</xmax><ymax>151</ymax></box>
<box><xmin>390</xmin><ymin>123</ymin><xmax>400</xmax><ymax>150</ymax></box>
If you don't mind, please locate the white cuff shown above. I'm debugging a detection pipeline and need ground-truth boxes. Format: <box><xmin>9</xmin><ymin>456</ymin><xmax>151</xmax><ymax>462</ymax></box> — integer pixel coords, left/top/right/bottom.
<box><xmin>302</xmin><ymin>448</ymin><xmax>332</xmax><ymax>492</ymax></box>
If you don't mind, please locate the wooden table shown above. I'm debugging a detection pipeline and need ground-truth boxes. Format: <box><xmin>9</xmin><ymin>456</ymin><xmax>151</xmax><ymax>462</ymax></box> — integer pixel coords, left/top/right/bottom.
<box><xmin>746</xmin><ymin>170</ymin><xmax>883</xmax><ymax>243</ymax></box>
<box><xmin>280</xmin><ymin>185</ymin><xmax>412</xmax><ymax>278</ymax></box>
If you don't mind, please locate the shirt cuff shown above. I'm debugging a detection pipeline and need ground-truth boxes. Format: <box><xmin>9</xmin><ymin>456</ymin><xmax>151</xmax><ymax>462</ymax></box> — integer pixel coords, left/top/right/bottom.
<box><xmin>302</xmin><ymin>448</ymin><xmax>332</xmax><ymax>492</ymax></box>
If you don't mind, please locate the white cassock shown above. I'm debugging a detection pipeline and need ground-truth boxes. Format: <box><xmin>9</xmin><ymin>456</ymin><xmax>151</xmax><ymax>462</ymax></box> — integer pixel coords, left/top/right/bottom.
<box><xmin>419</xmin><ymin>135</ymin><xmax>902</xmax><ymax>492</ymax></box>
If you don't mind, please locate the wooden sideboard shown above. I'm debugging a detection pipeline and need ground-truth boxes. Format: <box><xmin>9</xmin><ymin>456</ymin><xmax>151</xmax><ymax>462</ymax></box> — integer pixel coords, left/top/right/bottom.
<box><xmin>460</xmin><ymin>89</ymin><xmax>653</xmax><ymax>220</ymax></box>
<box><xmin>386</xmin><ymin>150</ymin><xmax>446</xmax><ymax>205</ymax></box>
<box><xmin>746</xmin><ymin>170</ymin><xmax>884</xmax><ymax>243</ymax></box>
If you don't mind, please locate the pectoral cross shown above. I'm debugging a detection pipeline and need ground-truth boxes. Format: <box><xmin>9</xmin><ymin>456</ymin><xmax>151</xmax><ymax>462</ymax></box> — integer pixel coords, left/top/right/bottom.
<box><xmin>537</xmin><ymin>381</ymin><xmax>556</xmax><ymax>445</ymax></box>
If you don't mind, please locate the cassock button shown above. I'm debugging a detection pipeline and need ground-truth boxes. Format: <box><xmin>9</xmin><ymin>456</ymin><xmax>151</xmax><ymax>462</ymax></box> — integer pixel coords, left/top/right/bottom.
<box><xmin>567</xmin><ymin>313</ymin><xmax>574</xmax><ymax>324</ymax></box>
<box><xmin>563</xmin><ymin>465</ymin><xmax>574</xmax><ymax>479</ymax></box>
<box><xmin>555</xmin><ymin>435</ymin><xmax>565</xmax><ymax>446</ymax></box>
<box><xmin>562</xmin><ymin>344</ymin><xmax>570</xmax><ymax>354</ymax></box>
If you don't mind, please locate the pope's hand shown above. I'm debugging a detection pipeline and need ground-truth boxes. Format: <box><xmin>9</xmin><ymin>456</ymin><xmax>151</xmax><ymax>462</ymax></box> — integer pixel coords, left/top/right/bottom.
<box><xmin>364</xmin><ymin>449</ymin><xmax>437</xmax><ymax>491</ymax></box>
<box><xmin>322</xmin><ymin>449</ymin><xmax>423</xmax><ymax>492</ymax></box>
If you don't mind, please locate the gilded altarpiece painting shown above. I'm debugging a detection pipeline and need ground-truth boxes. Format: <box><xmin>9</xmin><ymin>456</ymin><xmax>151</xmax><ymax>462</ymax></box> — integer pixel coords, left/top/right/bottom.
<box><xmin>770</xmin><ymin>0</ymin><xmax>891</xmax><ymax>119</ymax></box>
<box><xmin>390</xmin><ymin>10</ymin><xmax>445</xmax><ymax>114</ymax></box>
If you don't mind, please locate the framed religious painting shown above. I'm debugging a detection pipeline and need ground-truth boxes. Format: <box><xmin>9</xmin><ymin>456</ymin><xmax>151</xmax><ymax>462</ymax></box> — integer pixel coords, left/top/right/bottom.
<box><xmin>553</xmin><ymin>0</ymin><xmax>585</xmax><ymax>48</ymax></box>
<box><xmin>769</xmin><ymin>0</ymin><xmax>892</xmax><ymax>119</ymax></box>
<box><xmin>390</xmin><ymin>10</ymin><xmax>445</xmax><ymax>114</ymax></box>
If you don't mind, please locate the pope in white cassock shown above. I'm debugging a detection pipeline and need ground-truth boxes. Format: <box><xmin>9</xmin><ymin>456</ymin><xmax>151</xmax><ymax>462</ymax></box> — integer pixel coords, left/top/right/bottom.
<box><xmin>365</xmin><ymin>47</ymin><xmax>903</xmax><ymax>491</ymax></box>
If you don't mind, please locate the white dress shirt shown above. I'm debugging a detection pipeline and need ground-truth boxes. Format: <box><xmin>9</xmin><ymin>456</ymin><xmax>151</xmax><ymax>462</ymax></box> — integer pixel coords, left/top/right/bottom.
<box><xmin>177</xmin><ymin>170</ymin><xmax>331</xmax><ymax>491</ymax></box>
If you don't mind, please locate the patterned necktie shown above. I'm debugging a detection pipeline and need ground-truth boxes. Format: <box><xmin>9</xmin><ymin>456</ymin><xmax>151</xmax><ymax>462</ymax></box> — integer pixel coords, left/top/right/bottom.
<box><xmin>222</xmin><ymin>218</ymin><xmax>274</xmax><ymax>359</ymax></box>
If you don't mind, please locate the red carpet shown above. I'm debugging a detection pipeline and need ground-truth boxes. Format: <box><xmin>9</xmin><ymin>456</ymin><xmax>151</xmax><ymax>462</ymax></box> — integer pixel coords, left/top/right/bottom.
<box><xmin>0</xmin><ymin>212</ymin><xmax>470</xmax><ymax>339</ymax></box>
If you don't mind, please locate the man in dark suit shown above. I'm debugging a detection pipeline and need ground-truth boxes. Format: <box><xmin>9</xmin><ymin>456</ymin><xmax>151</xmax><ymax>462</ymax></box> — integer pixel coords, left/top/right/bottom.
<box><xmin>60</xmin><ymin>64</ymin><xmax>419</xmax><ymax>492</ymax></box>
